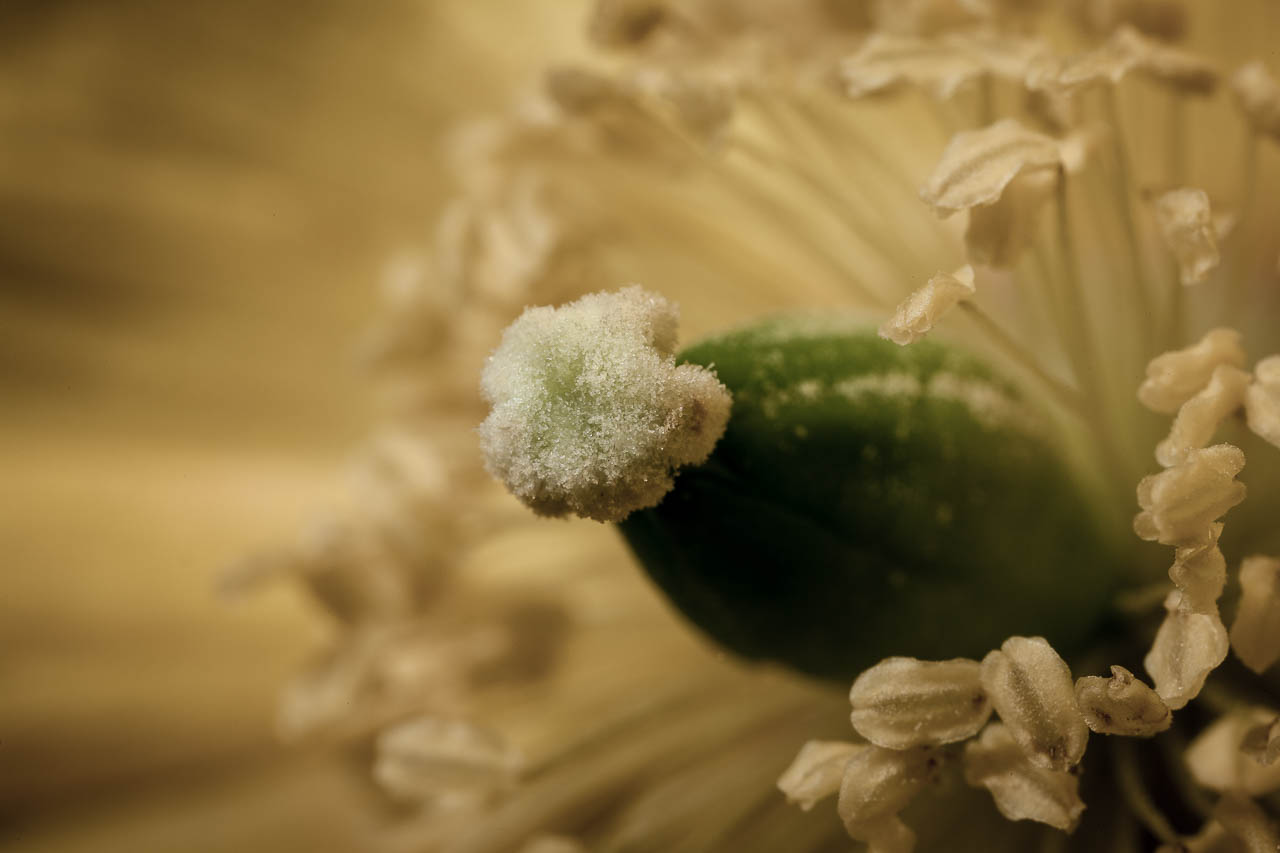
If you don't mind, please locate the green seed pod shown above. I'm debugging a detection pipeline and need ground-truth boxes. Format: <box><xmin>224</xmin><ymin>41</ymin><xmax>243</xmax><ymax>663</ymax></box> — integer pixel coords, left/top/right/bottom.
<box><xmin>618</xmin><ymin>316</ymin><xmax>1123</xmax><ymax>682</ymax></box>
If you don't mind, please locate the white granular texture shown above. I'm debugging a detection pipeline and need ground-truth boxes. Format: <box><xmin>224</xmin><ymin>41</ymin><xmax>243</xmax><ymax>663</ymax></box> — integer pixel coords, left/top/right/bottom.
<box><xmin>479</xmin><ymin>286</ymin><xmax>731</xmax><ymax>523</ymax></box>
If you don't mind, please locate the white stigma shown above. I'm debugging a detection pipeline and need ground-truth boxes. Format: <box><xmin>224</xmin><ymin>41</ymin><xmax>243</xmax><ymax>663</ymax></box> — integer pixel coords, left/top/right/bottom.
<box><xmin>479</xmin><ymin>286</ymin><xmax>731</xmax><ymax>523</ymax></box>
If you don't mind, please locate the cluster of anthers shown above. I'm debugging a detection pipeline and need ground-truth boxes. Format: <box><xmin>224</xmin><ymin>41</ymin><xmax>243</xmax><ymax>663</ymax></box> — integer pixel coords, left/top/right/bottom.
<box><xmin>777</xmin><ymin>6</ymin><xmax>1280</xmax><ymax>850</ymax></box>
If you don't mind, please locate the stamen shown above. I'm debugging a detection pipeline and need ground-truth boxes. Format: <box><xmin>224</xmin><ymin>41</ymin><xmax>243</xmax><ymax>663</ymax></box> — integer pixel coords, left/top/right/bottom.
<box><xmin>1231</xmin><ymin>61</ymin><xmax>1280</xmax><ymax>142</ymax></box>
<box><xmin>849</xmin><ymin>656</ymin><xmax>992</xmax><ymax>749</ymax></box>
<box><xmin>1186</xmin><ymin>708</ymin><xmax>1280</xmax><ymax>796</ymax></box>
<box><xmin>957</xmin><ymin>300</ymin><xmax>1088</xmax><ymax>415</ymax></box>
<box><xmin>1244</xmin><ymin>355</ymin><xmax>1280</xmax><ymax>449</ymax></box>
<box><xmin>839</xmin><ymin>32</ymin><xmax>1045</xmax><ymax>102</ymax></box>
<box><xmin>1102</xmin><ymin>86</ymin><xmax>1157</xmax><ymax>358</ymax></box>
<box><xmin>1133</xmin><ymin>444</ymin><xmax>1246</xmax><ymax>546</ymax></box>
<box><xmin>1029</xmin><ymin>26</ymin><xmax>1217</xmax><ymax>99</ymax></box>
<box><xmin>1052</xmin><ymin>170</ymin><xmax>1132</xmax><ymax>490</ymax></box>
<box><xmin>373</xmin><ymin>715</ymin><xmax>522</xmax><ymax>802</ymax></box>
<box><xmin>1229</xmin><ymin>555</ymin><xmax>1280</xmax><ymax>674</ymax></box>
<box><xmin>878</xmin><ymin>265</ymin><xmax>976</xmax><ymax>345</ymax></box>
<box><xmin>1240</xmin><ymin>715</ymin><xmax>1280</xmax><ymax>766</ymax></box>
<box><xmin>1143</xmin><ymin>590</ymin><xmax>1229</xmax><ymax>710</ymax></box>
<box><xmin>962</xmin><ymin>722</ymin><xmax>1086</xmax><ymax>832</ymax></box>
<box><xmin>1138</xmin><ymin>328</ymin><xmax>1248</xmax><ymax>414</ymax></box>
<box><xmin>1167</xmin><ymin>94</ymin><xmax>1189</xmax><ymax>187</ymax></box>
<box><xmin>1168</xmin><ymin>523</ymin><xmax>1227</xmax><ymax>614</ymax></box>
<box><xmin>1154</xmin><ymin>364</ymin><xmax>1250</xmax><ymax>467</ymax></box>
<box><xmin>777</xmin><ymin>740</ymin><xmax>866</xmax><ymax>812</ymax></box>
<box><xmin>919</xmin><ymin>119</ymin><xmax>1062</xmax><ymax>217</ymax></box>
<box><xmin>1152</xmin><ymin>188</ymin><xmax>1221</xmax><ymax>288</ymax></box>
<box><xmin>1075</xmin><ymin>665</ymin><xmax>1171</xmax><ymax>736</ymax></box>
<box><xmin>837</xmin><ymin>745</ymin><xmax>938</xmax><ymax>846</ymax></box>
<box><xmin>979</xmin><ymin>637</ymin><xmax>1089</xmax><ymax>772</ymax></box>
<box><xmin>729</xmin><ymin>135</ymin><xmax>918</xmax><ymax>287</ymax></box>
<box><xmin>1213</xmin><ymin>793</ymin><xmax>1280</xmax><ymax>852</ymax></box>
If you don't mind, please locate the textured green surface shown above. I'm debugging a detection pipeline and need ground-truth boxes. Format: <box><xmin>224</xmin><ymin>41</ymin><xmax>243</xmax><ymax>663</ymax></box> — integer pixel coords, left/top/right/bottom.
<box><xmin>618</xmin><ymin>316</ymin><xmax>1122</xmax><ymax>682</ymax></box>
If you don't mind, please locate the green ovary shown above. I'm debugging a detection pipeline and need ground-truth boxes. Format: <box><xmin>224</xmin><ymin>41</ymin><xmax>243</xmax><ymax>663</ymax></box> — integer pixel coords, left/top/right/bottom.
<box><xmin>619</xmin><ymin>316</ymin><xmax>1129</xmax><ymax>682</ymax></box>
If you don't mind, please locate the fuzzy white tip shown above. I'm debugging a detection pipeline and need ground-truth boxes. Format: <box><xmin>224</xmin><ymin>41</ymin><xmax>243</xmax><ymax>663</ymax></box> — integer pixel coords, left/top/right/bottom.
<box><xmin>479</xmin><ymin>286</ymin><xmax>731</xmax><ymax>523</ymax></box>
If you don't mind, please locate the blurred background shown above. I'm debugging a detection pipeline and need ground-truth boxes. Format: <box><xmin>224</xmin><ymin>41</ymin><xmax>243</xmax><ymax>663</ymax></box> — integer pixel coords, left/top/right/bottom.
<box><xmin>0</xmin><ymin>2</ymin><xmax>584</xmax><ymax>849</ymax></box>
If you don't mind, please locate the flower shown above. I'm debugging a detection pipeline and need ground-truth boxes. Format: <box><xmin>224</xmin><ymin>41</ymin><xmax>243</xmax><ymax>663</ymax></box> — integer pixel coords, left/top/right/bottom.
<box><xmin>241</xmin><ymin>1</ymin><xmax>1280</xmax><ymax>850</ymax></box>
